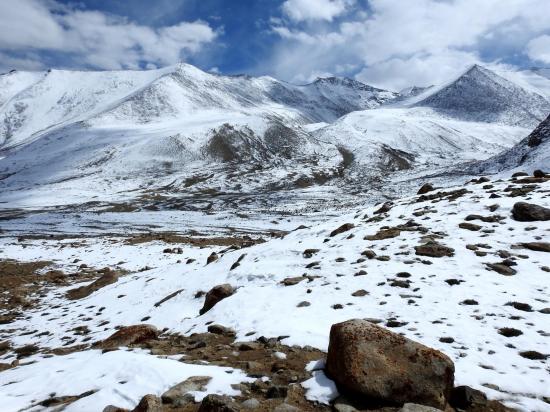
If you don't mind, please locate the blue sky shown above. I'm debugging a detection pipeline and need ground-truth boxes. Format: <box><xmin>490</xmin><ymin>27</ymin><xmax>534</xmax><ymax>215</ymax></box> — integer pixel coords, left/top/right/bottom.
<box><xmin>1</xmin><ymin>0</ymin><xmax>550</xmax><ymax>90</ymax></box>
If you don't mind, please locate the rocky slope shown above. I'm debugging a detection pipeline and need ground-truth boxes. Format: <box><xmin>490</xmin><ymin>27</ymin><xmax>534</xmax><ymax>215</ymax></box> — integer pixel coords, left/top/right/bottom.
<box><xmin>410</xmin><ymin>65</ymin><xmax>550</xmax><ymax>127</ymax></box>
<box><xmin>0</xmin><ymin>173</ymin><xmax>548</xmax><ymax>411</ymax></box>
<box><xmin>469</xmin><ymin>114</ymin><xmax>550</xmax><ymax>173</ymax></box>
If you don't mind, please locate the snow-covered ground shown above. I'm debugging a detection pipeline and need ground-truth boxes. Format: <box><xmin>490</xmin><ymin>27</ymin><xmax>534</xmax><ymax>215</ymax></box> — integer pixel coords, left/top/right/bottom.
<box><xmin>1</xmin><ymin>177</ymin><xmax>549</xmax><ymax>411</ymax></box>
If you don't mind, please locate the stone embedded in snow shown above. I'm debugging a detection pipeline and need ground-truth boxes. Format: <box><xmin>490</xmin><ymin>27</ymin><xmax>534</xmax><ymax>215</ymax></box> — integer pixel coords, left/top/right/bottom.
<box><xmin>199</xmin><ymin>284</ymin><xmax>235</xmax><ymax>315</ymax></box>
<box><xmin>206</xmin><ymin>252</ymin><xmax>219</xmax><ymax>265</ymax></box>
<box><xmin>417</xmin><ymin>183</ymin><xmax>435</xmax><ymax>195</ymax></box>
<box><xmin>520</xmin><ymin>242</ymin><xmax>550</xmax><ymax>252</ymax></box>
<box><xmin>458</xmin><ymin>222</ymin><xmax>481</xmax><ymax>231</ymax></box>
<box><xmin>66</xmin><ymin>270</ymin><xmax>119</xmax><ymax>300</ymax></box>
<box><xmin>511</xmin><ymin>202</ymin><xmax>550</xmax><ymax>221</ymax></box>
<box><xmin>207</xmin><ymin>324</ymin><xmax>236</xmax><ymax>337</ymax></box>
<box><xmin>161</xmin><ymin>376</ymin><xmax>211</xmax><ymax>406</ymax></box>
<box><xmin>325</xmin><ymin>319</ymin><xmax>454</xmax><ymax>410</ymax></box>
<box><xmin>330</xmin><ymin>223</ymin><xmax>355</xmax><ymax>237</ymax></box>
<box><xmin>94</xmin><ymin>325</ymin><xmax>159</xmax><ymax>350</ymax></box>
<box><xmin>414</xmin><ymin>241</ymin><xmax>455</xmax><ymax>258</ymax></box>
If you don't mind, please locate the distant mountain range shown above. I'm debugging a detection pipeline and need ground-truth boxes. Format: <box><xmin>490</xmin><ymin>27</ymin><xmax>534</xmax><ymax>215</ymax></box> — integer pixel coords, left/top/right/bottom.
<box><xmin>0</xmin><ymin>63</ymin><xmax>549</xmax><ymax>209</ymax></box>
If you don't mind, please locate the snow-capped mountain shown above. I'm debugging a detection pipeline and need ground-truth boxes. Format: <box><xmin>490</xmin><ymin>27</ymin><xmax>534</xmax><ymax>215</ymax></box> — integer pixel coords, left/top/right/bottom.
<box><xmin>409</xmin><ymin>65</ymin><xmax>550</xmax><ymax>126</ymax></box>
<box><xmin>0</xmin><ymin>64</ymin><xmax>395</xmax><ymax>151</ymax></box>
<box><xmin>469</xmin><ymin>114</ymin><xmax>550</xmax><ymax>173</ymax></box>
<box><xmin>0</xmin><ymin>63</ymin><xmax>548</xmax><ymax>210</ymax></box>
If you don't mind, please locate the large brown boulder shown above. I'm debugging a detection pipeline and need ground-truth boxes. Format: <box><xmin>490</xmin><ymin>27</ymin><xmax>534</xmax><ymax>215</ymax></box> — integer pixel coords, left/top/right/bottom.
<box><xmin>325</xmin><ymin>319</ymin><xmax>454</xmax><ymax>410</ymax></box>
<box><xmin>512</xmin><ymin>202</ymin><xmax>550</xmax><ymax>221</ymax></box>
<box><xmin>199</xmin><ymin>284</ymin><xmax>235</xmax><ymax>315</ymax></box>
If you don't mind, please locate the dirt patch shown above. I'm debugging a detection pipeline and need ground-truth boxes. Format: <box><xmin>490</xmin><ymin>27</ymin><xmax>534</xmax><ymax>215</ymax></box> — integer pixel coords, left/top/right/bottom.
<box><xmin>125</xmin><ymin>233</ymin><xmax>266</xmax><ymax>248</ymax></box>
<box><xmin>0</xmin><ymin>259</ymin><xmax>57</xmax><ymax>321</ymax></box>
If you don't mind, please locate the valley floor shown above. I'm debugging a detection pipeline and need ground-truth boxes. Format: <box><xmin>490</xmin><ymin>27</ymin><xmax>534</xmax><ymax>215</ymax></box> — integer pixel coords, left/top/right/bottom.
<box><xmin>0</xmin><ymin>174</ymin><xmax>549</xmax><ymax>411</ymax></box>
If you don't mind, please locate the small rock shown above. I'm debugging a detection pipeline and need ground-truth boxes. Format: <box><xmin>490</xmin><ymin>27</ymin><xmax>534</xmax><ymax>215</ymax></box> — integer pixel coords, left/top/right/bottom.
<box><xmin>200</xmin><ymin>284</ymin><xmax>235</xmax><ymax>315</ymax></box>
<box><xmin>449</xmin><ymin>386</ymin><xmax>487</xmax><ymax>410</ymax></box>
<box><xmin>266</xmin><ymin>385</ymin><xmax>288</xmax><ymax>399</ymax></box>
<box><xmin>485</xmin><ymin>263</ymin><xmax>516</xmax><ymax>276</ymax></box>
<box><xmin>207</xmin><ymin>324</ymin><xmax>236</xmax><ymax>337</ymax></box>
<box><xmin>417</xmin><ymin>183</ymin><xmax>435</xmax><ymax>195</ymax></box>
<box><xmin>415</xmin><ymin>241</ymin><xmax>455</xmax><ymax>258</ymax></box>
<box><xmin>459</xmin><ymin>222</ymin><xmax>482</xmax><ymax>231</ymax></box>
<box><xmin>351</xmin><ymin>290</ymin><xmax>368</xmax><ymax>297</ymax></box>
<box><xmin>198</xmin><ymin>394</ymin><xmax>237</xmax><ymax>412</ymax></box>
<box><xmin>520</xmin><ymin>242</ymin><xmax>550</xmax><ymax>252</ymax></box>
<box><xmin>330</xmin><ymin>223</ymin><xmax>355</xmax><ymax>237</ymax></box>
<box><xmin>512</xmin><ymin>202</ymin><xmax>550</xmax><ymax>221</ymax></box>
<box><xmin>206</xmin><ymin>252</ymin><xmax>219</xmax><ymax>265</ymax></box>
<box><xmin>95</xmin><ymin>325</ymin><xmax>159</xmax><ymax>350</ymax></box>
<box><xmin>131</xmin><ymin>394</ymin><xmax>162</xmax><ymax>412</ymax></box>
<box><xmin>161</xmin><ymin>376</ymin><xmax>211</xmax><ymax>405</ymax></box>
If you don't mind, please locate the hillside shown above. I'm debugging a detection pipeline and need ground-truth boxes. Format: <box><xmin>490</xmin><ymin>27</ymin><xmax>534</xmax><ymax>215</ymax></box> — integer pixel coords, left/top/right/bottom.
<box><xmin>0</xmin><ymin>175</ymin><xmax>548</xmax><ymax>411</ymax></box>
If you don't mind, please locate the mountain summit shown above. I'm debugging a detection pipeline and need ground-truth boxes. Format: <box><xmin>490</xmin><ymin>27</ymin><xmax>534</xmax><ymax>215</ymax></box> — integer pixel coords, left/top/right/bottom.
<box><xmin>414</xmin><ymin>64</ymin><xmax>550</xmax><ymax>126</ymax></box>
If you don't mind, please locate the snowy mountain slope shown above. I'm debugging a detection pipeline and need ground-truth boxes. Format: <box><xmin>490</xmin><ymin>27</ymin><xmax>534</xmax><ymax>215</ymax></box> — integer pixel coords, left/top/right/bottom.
<box><xmin>469</xmin><ymin>114</ymin><xmax>550</xmax><ymax>173</ymax></box>
<box><xmin>1</xmin><ymin>177</ymin><xmax>548</xmax><ymax>411</ymax></box>
<box><xmin>0</xmin><ymin>70</ymin><xmax>45</xmax><ymax>108</ymax></box>
<box><xmin>407</xmin><ymin>65</ymin><xmax>550</xmax><ymax>127</ymax></box>
<box><xmin>0</xmin><ymin>64</ymin><xmax>396</xmax><ymax>151</ymax></box>
<box><xmin>313</xmin><ymin>107</ymin><xmax>528</xmax><ymax>173</ymax></box>
<box><xmin>0</xmin><ymin>67</ymin><xmax>172</xmax><ymax>149</ymax></box>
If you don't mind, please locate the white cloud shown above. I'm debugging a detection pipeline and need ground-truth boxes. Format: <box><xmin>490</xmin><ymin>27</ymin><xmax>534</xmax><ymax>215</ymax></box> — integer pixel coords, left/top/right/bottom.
<box><xmin>527</xmin><ymin>35</ymin><xmax>550</xmax><ymax>64</ymax></box>
<box><xmin>0</xmin><ymin>0</ymin><xmax>219</xmax><ymax>71</ymax></box>
<box><xmin>281</xmin><ymin>0</ymin><xmax>353</xmax><ymax>22</ymax></box>
<box><xmin>269</xmin><ymin>0</ymin><xmax>550</xmax><ymax>90</ymax></box>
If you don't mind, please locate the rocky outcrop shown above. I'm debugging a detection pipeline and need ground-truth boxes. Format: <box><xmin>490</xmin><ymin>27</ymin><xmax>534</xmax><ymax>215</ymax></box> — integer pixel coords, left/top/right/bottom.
<box><xmin>66</xmin><ymin>270</ymin><xmax>119</xmax><ymax>300</ymax></box>
<box><xmin>325</xmin><ymin>319</ymin><xmax>454</xmax><ymax>409</ymax></box>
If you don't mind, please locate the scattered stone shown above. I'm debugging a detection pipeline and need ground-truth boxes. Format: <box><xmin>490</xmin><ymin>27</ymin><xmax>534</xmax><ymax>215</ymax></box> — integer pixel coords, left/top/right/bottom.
<box><xmin>94</xmin><ymin>325</ymin><xmax>159</xmax><ymax>350</ymax></box>
<box><xmin>511</xmin><ymin>202</ymin><xmax>550</xmax><ymax>221</ymax></box>
<box><xmin>365</xmin><ymin>228</ymin><xmax>401</xmax><ymax>240</ymax></box>
<box><xmin>330</xmin><ymin>223</ymin><xmax>355</xmax><ymax>237</ymax></box>
<box><xmin>154</xmin><ymin>289</ymin><xmax>184</xmax><ymax>307</ymax></box>
<box><xmin>351</xmin><ymin>290</ymin><xmax>368</xmax><ymax>297</ymax></box>
<box><xmin>200</xmin><ymin>284</ymin><xmax>235</xmax><ymax>315</ymax></box>
<box><xmin>197</xmin><ymin>394</ymin><xmax>237</xmax><ymax>412</ymax></box>
<box><xmin>302</xmin><ymin>249</ymin><xmax>320</xmax><ymax>258</ymax></box>
<box><xmin>206</xmin><ymin>252</ymin><xmax>219</xmax><ymax>265</ymax></box>
<box><xmin>520</xmin><ymin>242</ymin><xmax>550</xmax><ymax>252</ymax></box>
<box><xmin>266</xmin><ymin>385</ymin><xmax>288</xmax><ymax>399</ymax></box>
<box><xmin>498</xmin><ymin>327</ymin><xmax>523</xmax><ymax>337</ymax></box>
<box><xmin>281</xmin><ymin>276</ymin><xmax>306</xmax><ymax>286</ymax></box>
<box><xmin>415</xmin><ymin>241</ymin><xmax>455</xmax><ymax>258</ymax></box>
<box><xmin>207</xmin><ymin>324</ymin><xmax>236</xmax><ymax>337</ymax></box>
<box><xmin>326</xmin><ymin>319</ymin><xmax>454</xmax><ymax>410</ymax></box>
<box><xmin>518</xmin><ymin>350</ymin><xmax>548</xmax><ymax>360</ymax></box>
<box><xmin>439</xmin><ymin>337</ymin><xmax>454</xmax><ymax>344</ymax></box>
<box><xmin>459</xmin><ymin>222</ymin><xmax>482</xmax><ymax>231</ymax></box>
<box><xmin>461</xmin><ymin>299</ymin><xmax>478</xmax><ymax>305</ymax></box>
<box><xmin>417</xmin><ymin>183</ymin><xmax>435</xmax><ymax>195</ymax></box>
<box><xmin>361</xmin><ymin>250</ymin><xmax>377</xmax><ymax>259</ymax></box>
<box><xmin>533</xmin><ymin>169</ymin><xmax>546</xmax><ymax>178</ymax></box>
<box><xmin>485</xmin><ymin>263</ymin><xmax>516</xmax><ymax>276</ymax></box>
<box><xmin>161</xmin><ymin>376</ymin><xmax>211</xmax><ymax>405</ymax></box>
<box><xmin>66</xmin><ymin>271</ymin><xmax>119</xmax><ymax>300</ymax></box>
<box><xmin>449</xmin><ymin>386</ymin><xmax>487</xmax><ymax>410</ymax></box>
<box><xmin>374</xmin><ymin>202</ymin><xmax>393</xmax><ymax>214</ymax></box>
<box><xmin>297</xmin><ymin>301</ymin><xmax>311</xmax><ymax>307</ymax></box>
<box><xmin>506</xmin><ymin>301</ymin><xmax>532</xmax><ymax>312</ymax></box>
<box><xmin>131</xmin><ymin>394</ymin><xmax>162</xmax><ymax>412</ymax></box>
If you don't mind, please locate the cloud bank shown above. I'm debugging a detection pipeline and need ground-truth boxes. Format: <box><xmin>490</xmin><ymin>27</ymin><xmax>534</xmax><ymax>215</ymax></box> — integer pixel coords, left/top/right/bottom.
<box><xmin>0</xmin><ymin>0</ymin><xmax>218</xmax><ymax>71</ymax></box>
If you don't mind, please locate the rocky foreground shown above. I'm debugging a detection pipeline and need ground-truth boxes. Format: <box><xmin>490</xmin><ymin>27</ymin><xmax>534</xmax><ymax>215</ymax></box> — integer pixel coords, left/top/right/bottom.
<box><xmin>0</xmin><ymin>171</ymin><xmax>549</xmax><ymax>411</ymax></box>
